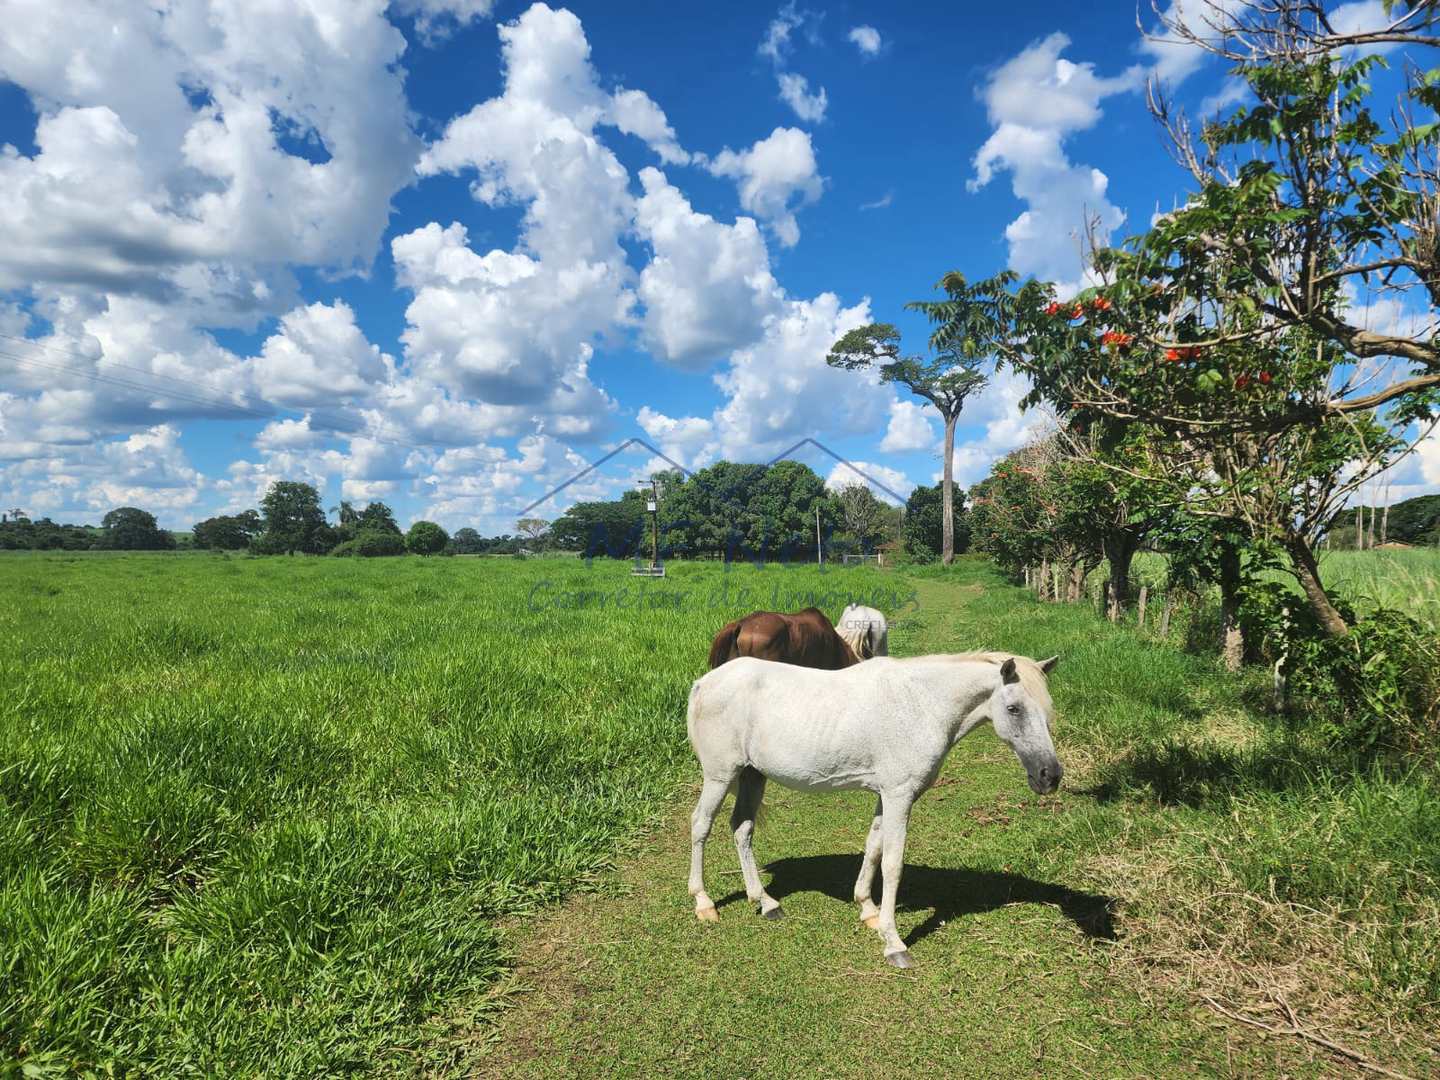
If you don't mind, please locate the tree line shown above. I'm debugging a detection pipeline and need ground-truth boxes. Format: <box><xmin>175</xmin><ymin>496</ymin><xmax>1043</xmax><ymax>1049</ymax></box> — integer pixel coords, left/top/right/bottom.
<box><xmin>1</xmin><ymin>469</ymin><xmax>963</xmax><ymax>564</ymax></box>
<box><xmin>540</xmin><ymin>460</ymin><xmax>958</xmax><ymax>563</ymax></box>
<box><xmin>0</xmin><ymin>485</ymin><xmax>517</xmax><ymax>558</ymax></box>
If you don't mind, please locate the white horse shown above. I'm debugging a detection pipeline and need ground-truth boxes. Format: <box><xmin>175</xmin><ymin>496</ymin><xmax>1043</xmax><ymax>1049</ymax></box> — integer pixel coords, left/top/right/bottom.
<box><xmin>686</xmin><ymin>651</ymin><xmax>1061</xmax><ymax>967</ymax></box>
<box><xmin>837</xmin><ymin>603</ymin><xmax>888</xmax><ymax>659</ymax></box>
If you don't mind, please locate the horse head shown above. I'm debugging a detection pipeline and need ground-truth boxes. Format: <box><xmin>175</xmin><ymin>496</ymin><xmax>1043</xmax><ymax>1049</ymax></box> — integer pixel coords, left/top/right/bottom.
<box><xmin>989</xmin><ymin>655</ymin><xmax>1062</xmax><ymax>794</ymax></box>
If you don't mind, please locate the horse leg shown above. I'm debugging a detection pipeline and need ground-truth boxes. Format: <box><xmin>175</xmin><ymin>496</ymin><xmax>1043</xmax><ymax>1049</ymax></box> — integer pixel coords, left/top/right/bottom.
<box><xmin>853</xmin><ymin>795</ymin><xmax>883</xmax><ymax>929</ymax></box>
<box><xmin>731</xmin><ymin>767</ymin><xmax>782</xmax><ymax>919</ymax></box>
<box><xmin>876</xmin><ymin>791</ymin><xmax>915</xmax><ymax>967</ymax></box>
<box><xmin>689</xmin><ymin>777</ymin><xmax>731</xmax><ymax>922</ymax></box>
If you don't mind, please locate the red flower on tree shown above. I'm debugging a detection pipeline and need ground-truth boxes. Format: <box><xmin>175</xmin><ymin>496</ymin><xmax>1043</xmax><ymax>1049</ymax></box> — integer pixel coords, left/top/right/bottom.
<box><xmin>1044</xmin><ymin>302</ymin><xmax>1064</xmax><ymax>317</ymax></box>
<box><xmin>1090</xmin><ymin>297</ymin><xmax>1113</xmax><ymax>312</ymax></box>
<box><xmin>1258</xmin><ymin>371</ymin><xmax>1273</xmax><ymax>385</ymax></box>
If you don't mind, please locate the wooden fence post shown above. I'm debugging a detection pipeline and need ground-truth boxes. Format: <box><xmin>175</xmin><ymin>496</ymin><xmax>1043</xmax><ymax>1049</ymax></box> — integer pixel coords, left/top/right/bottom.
<box><xmin>1159</xmin><ymin>593</ymin><xmax>1174</xmax><ymax>639</ymax></box>
<box><xmin>1052</xmin><ymin>565</ymin><xmax>1062</xmax><ymax>604</ymax></box>
<box><xmin>1137</xmin><ymin>585</ymin><xmax>1148</xmax><ymax>629</ymax></box>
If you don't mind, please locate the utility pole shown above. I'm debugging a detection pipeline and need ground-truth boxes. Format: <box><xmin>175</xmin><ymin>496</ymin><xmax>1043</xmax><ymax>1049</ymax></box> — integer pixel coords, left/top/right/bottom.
<box><xmin>816</xmin><ymin>504</ymin><xmax>822</xmax><ymax>566</ymax></box>
<box><xmin>631</xmin><ymin>478</ymin><xmax>664</xmax><ymax>577</ymax></box>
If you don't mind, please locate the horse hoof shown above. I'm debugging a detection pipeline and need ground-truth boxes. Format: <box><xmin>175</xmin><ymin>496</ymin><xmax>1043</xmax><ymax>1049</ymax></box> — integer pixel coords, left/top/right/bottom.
<box><xmin>762</xmin><ymin>905</ymin><xmax>784</xmax><ymax>920</ymax></box>
<box><xmin>696</xmin><ymin>906</ymin><xmax>719</xmax><ymax>923</ymax></box>
<box><xmin>885</xmin><ymin>950</ymin><xmax>915</xmax><ymax>969</ymax></box>
<box><xmin>862</xmin><ymin>915</ymin><xmax>881</xmax><ymax>930</ymax></box>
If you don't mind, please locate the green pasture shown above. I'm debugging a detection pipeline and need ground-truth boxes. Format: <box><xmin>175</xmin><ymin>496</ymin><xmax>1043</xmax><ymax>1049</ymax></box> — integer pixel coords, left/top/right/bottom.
<box><xmin>0</xmin><ymin>553</ymin><xmax>898</xmax><ymax>1075</ymax></box>
<box><xmin>1</xmin><ymin>552</ymin><xmax>1436</xmax><ymax>1077</ymax></box>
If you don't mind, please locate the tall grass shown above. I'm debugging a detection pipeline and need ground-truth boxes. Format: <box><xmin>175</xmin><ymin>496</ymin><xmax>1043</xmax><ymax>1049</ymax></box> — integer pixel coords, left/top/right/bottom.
<box><xmin>1118</xmin><ymin>547</ymin><xmax>1440</xmax><ymax>631</ymax></box>
<box><xmin>0</xmin><ymin>553</ymin><xmax>900</xmax><ymax>1076</ymax></box>
<box><xmin>1314</xmin><ymin>547</ymin><xmax>1440</xmax><ymax>630</ymax></box>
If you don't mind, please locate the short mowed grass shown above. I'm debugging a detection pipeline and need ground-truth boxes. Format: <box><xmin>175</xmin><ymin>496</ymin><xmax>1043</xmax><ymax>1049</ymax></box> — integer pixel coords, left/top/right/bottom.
<box><xmin>3</xmin><ymin>553</ymin><xmax>1438</xmax><ymax>1077</ymax></box>
<box><xmin>1</xmin><ymin>553</ymin><xmax>902</xmax><ymax>1076</ymax></box>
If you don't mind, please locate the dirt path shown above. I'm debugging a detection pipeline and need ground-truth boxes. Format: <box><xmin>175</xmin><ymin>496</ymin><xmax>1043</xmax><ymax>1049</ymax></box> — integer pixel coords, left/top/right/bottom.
<box><xmin>451</xmin><ymin>577</ymin><xmax>1328</xmax><ymax>1077</ymax></box>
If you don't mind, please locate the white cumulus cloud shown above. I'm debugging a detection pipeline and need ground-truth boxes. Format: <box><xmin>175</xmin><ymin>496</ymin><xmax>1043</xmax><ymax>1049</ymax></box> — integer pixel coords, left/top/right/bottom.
<box><xmin>708</xmin><ymin>127</ymin><xmax>824</xmax><ymax>248</ymax></box>
<box><xmin>848</xmin><ymin>25</ymin><xmax>882</xmax><ymax>56</ymax></box>
<box><xmin>969</xmin><ymin>33</ymin><xmax>1142</xmax><ymax>289</ymax></box>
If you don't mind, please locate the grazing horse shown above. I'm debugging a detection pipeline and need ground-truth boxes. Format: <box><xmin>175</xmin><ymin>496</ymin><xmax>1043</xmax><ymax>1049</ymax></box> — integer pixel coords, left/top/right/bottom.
<box><xmin>707</xmin><ymin>607</ymin><xmax>859</xmax><ymax>670</ymax></box>
<box><xmin>836</xmin><ymin>603</ymin><xmax>888</xmax><ymax>659</ymax></box>
<box><xmin>685</xmin><ymin>651</ymin><xmax>1061</xmax><ymax>967</ymax></box>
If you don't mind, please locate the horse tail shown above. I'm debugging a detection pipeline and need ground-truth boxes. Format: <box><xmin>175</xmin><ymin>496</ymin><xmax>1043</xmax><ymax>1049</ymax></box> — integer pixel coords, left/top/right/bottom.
<box><xmin>708</xmin><ymin>619</ymin><xmax>743</xmax><ymax>669</ymax></box>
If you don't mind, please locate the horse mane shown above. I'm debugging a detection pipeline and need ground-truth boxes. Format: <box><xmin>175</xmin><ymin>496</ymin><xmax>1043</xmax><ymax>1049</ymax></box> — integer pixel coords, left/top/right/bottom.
<box><xmin>916</xmin><ymin>652</ymin><xmax>1054</xmax><ymax>709</ymax></box>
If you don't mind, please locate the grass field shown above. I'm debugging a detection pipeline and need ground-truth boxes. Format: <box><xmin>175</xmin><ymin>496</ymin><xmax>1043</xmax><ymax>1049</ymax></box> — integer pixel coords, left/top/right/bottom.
<box><xmin>1121</xmin><ymin>546</ymin><xmax>1440</xmax><ymax>630</ymax></box>
<box><xmin>1316</xmin><ymin>547</ymin><xmax>1440</xmax><ymax>629</ymax></box>
<box><xmin>3</xmin><ymin>552</ymin><xmax>1438</xmax><ymax>1076</ymax></box>
<box><xmin>0</xmin><ymin>553</ymin><xmax>905</xmax><ymax>1076</ymax></box>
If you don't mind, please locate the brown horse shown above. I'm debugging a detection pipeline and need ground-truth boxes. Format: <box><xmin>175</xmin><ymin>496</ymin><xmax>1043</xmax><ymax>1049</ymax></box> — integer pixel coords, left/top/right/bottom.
<box><xmin>707</xmin><ymin>608</ymin><xmax>859</xmax><ymax>670</ymax></box>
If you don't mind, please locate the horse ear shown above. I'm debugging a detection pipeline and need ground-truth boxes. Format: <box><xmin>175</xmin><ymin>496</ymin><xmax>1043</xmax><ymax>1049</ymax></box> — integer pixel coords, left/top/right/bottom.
<box><xmin>1000</xmin><ymin>657</ymin><xmax>1019</xmax><ymax>684</ymax></box>
<box><xmin>1038</xmin><ymin>654</ymin><xmax>1060</xmax><ymax>675</ymax></box>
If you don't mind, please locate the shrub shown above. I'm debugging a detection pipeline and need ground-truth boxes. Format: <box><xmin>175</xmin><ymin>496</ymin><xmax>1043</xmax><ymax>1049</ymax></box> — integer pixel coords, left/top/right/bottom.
<box><xmin>352</xmin><ymin>529</ymin><xmax>406</xmax><ymax>557</ymax></box>
<box><xmin>1283</xmin><ymin>609</ymin><xmax>1440</xmax><ymax>763</ymax></box>
<box><xmin>248</xmin><ymin>533</ymin><xmax>290</xmax><ymax>556</ymax></box>
<box><xmin>405</xmin><ymin>521</ymin><xmax>448</xmax><ymax>556</ymax></box>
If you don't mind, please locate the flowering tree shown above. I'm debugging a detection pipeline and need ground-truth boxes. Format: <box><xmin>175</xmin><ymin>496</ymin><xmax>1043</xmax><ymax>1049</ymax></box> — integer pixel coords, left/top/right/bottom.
<box><xmin>987</xmin><ymin>6</ymin><xmax>1440</xmax><ymax>636</ymax></box>
<box><xmin>1137</xmin><ymin>1</ymin><xmax>1440</xmax><ymax>417</ymax></box>
<box><xmin>1005</xmin><ymin>274</ymin><xmax>1416</xmax><ymax>635</ymax></box>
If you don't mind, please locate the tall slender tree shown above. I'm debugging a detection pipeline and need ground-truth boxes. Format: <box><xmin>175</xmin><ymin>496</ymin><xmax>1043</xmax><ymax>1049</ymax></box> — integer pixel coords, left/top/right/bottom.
<box><xmin>828</xmin><ymin>272</ymin><xmax>1014</xmax><ymax>564</ymax></box>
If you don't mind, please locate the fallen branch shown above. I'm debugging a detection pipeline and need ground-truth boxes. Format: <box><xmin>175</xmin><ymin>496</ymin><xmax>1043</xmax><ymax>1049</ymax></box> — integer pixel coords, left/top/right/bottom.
<box><xmin>1200</xmin><ymin>995</ymin><xmax>1418</xmax><ymax>1080</ymax></box>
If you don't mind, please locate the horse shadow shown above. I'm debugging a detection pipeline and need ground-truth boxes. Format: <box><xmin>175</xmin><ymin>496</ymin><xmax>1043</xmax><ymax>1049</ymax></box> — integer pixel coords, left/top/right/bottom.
<box><xmin>718</xmin><ymin>854</ymin><xmax>1118</xmax><ymax>947</ymax></box>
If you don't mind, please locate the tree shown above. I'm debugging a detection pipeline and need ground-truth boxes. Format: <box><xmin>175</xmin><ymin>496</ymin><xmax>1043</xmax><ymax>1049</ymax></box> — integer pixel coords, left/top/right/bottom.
<box><xmin>746</xmin><ymin>460</ymin><xmax>834</xmax><ymax>561</ymax></box>
<box><xmin>657</xmin><ymin>462</ymin><xmax>768</xmax><ymax>558</ymax></box>
<box><xmin>258</xmin><ymin>482</ymin><xmax>330</xmax><ymax>555</ymax></box>
<box><xmin>0</xmin><ymin>516</ymin><xmax>95</xmax><ymax>550</ymax></box>
<box><xmin>829</xmin><ymin>272</ymin><xmax>1013</xmax><ymax>564</ymax></box>
<box><xmin>902</xmin><ymin>483</ymin><xmax>954</xmax><ymax>561</ymax></box>
<box><xmin>357</xmin><ymin>502</ymin><xmax>401</xmax><ymax>535</ymax></box>
<box><xmin>448</xmin><ymin>527</ymin><xmax>485</xmax><ymax>554</ymax></box>
<box><xmin>969</xmin><ymin>437</ymin><xmax>1105</xmax><ymax>601</ymax></box>
<box><xmin>406</xmin><ymin>520</ymin><xmax>449</xmax><ymax>555</ymax></box>
<box><xmin>1006</xmin><ymin>269</ymin><xmax>1414</xmax><ymax>635</ymax></box>
<box><xmin>550</xmin><ymin>496</ymin><xmax>647</xmax><ymax>558</ymax></box>
<box><xmin>98</xmin><ymin>507</ymin><xmax>173</xmax><ymax>550</ymax></box>
<box><xmin>515</xmin><ymin>518</ymin><xmax>550</xmax><ymax>547</ymax></box>
<box><xmin>981</xmin><ymin>2</ymin><xmax>1440</xmax><ymax>634</ymax></box>
<box><xmin>1127</xmin><ymin>2</ymin><xmax>1440</xmax><ymax>419</ymax></box>
<box><xmin>192</xmin><ymin>510</ymin><xmax>262</xmax><ymax>551</ymax></box>
<box><xmin>836</xmin><ymin>483</ymin><xmax>886</xmax><ymax>550</ymax></box>
<box><xmin>331</xmin><ymin>501</ymin><xmax>359</xmax><ymax>526</ymax></box>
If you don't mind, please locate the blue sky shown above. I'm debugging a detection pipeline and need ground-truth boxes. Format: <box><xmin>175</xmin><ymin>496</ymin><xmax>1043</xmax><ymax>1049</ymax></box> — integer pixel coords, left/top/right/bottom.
<box><xmin>1</xmin><ymin>0</ymin><xmax>1433</xmax><ymax>531</ymax></box>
